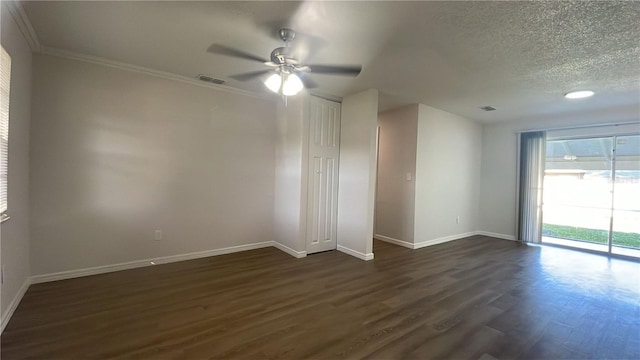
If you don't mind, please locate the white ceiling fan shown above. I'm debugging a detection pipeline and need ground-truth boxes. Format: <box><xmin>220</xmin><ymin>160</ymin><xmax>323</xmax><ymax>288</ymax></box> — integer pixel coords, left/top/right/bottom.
<box><xmin>207</xmin><ymin>28</ymin><xmax>362</xmax><ymax>96</ymax></box>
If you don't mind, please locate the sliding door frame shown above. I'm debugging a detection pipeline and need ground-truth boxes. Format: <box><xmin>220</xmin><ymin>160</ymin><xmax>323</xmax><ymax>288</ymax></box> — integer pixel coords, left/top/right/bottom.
<box><xmin>542</xmin><ymin>132</ymin><xmax>639</xmax><ymax>257</ymax></box>
<box><xmin>608</xmin><ymin>137</ymin><xmax>617</xmax><ymax>254</ymax></box>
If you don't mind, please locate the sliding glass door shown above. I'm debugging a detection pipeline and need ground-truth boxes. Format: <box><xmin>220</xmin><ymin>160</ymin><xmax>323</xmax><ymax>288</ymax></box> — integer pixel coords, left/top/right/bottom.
<box><xmin>542</xmin><ymin>135</ymin><xmax>640</xmax><ymax>258</ymax></box>
<box><xmin>611</xmin><ymin>135</ymin><xmax>640</xmax><ymax>256</ymax></box>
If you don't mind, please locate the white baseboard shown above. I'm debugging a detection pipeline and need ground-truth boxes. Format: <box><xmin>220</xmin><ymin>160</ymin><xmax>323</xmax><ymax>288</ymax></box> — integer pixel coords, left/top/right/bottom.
<box><xmin>374</xmin><ymin>234</ymin><xmax>414</xmax><ymax>249</ymax></box>
<box><xmin>28</xmin><ymin>232</ymin><xmax>519</xmax><ymax>284</ymax></box>
<box><xmin>3</xmin><ymin>232</ymin><xmax>517</xmax><ymax>333</ymax></box>
<box><xmin>1</xmin><ymin>278</ymin><xmax>31</xmax><ymax>333</ymax></box>
<box><xmin>375</xmin><ymin>231</ymin><xmax>518</xmax><ymax>250</ymax></box>
<box><xmin>6</xmin><ymin>241</ymin><xmax>285</xmax><ymax>332</ymax></box>
<box><xmin>414</xmin><ymin>231</ymin><xmax>477</xmax><ymax>249</ymax></box>
<box><xmin>476</xmin><ymin>231</ymin><xmax>517</xmax><ymax>241</ymax></box>
<box><xmin>272</xmin><ymin>241</ymin><xmax>307</xmax><ymax>258</ymax></box>
<box><xmin>337</xmin><ymin>245</ymin><xmax>374</xmax><ymax>261</ymax></box>
<box><xmin>31</xmin><ymin>241</ymin><xmax>274</xmax><ymax>284</ymax></box>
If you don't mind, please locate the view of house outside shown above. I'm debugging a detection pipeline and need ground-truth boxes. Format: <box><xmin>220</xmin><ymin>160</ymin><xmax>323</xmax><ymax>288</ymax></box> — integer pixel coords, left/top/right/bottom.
<box><xmin>542</xmin><ymin>135</ymin><xmax>640</xmax><ymax>258</ymax></box>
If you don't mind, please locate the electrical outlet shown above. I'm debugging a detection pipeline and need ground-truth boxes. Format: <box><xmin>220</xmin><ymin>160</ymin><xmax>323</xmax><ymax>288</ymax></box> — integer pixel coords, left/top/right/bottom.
<box><xmin>456</xmin><ymin>216</ymin><xmax>460</xmax><ymax>224</ymax></box>
<box><xmin>154</xmin><ymin>230</ymin><xmax>163</xmax><ymax>241</ymax></box>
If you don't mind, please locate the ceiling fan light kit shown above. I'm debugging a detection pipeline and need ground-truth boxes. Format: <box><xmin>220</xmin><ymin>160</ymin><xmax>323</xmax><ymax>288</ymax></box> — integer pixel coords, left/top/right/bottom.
<box><xmin>265</xmin><ymin>73</ymin><xmax>282</xmax><ymax>93</ymax></box>
<box><xmin>282</xmin><ymin>73</ymin><xmax>304</xmax><ymax>96</ymax></box>
<box><xmin>207</xmin><ymin>28</ymin><xmax>362</xmax><ymax>97</ymax></box>
<box><xmin>264</xmin><ymin>72</ymin><xmax>304</xmax><ymax>96</ymax></box>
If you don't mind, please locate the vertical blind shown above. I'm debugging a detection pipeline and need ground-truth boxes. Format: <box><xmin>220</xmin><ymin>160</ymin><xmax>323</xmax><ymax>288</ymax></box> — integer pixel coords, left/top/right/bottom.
<box><xmin>0</xmin><ymin>46</ymin><xmax>10</xmax><ymax>215</ymax></box>
<box><xmin>517</xmin><ymin>131</ymin><xmax>546</xmax><ymax>243</ymax></box>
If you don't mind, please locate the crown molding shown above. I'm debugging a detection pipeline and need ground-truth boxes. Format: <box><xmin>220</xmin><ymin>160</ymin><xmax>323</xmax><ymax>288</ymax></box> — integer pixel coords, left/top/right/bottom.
<box><xmin>39</xmin><ymin>46</ymin><xmax>270</xmax><ymax>100</ymax></box>
<box><xmin>2</xmin><ymin>1</ymin><xmax>326</xmax><ymax>102</ymax></box>
<box><xmin>4</xmin><ymin>1</ymin><xmax>41</xmax><ymax>52</ymax></box>
<box><xmin>5</xmin><ymin>1</ymin><xmax>319</xmax><ymax>102</ymax></box>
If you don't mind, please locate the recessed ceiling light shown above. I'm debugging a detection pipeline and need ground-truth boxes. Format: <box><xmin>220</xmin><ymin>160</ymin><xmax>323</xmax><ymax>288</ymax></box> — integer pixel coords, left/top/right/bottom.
<box><xmin>565</xmin><ymin>90</ymin><xmax>594</xmax><ymax>99</ymax></box>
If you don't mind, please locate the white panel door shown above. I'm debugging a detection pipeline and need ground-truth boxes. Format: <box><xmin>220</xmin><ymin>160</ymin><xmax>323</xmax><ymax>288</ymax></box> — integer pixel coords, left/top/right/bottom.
<box><xmin>306</xmin><ymin>97</ymin><xmax>341</xmax><ymax>254</ymax></box>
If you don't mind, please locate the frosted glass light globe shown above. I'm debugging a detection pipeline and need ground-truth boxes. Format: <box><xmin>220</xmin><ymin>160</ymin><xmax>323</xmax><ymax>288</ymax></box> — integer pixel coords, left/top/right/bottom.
<box><xmin>264</xmin><ymin>73</ymin><xmax>282</xmax><ymax>93</ymax></box>
<box><xmin>282</xmin><ymin>74</ymin><xmax>303</xmax><ymax>96</ymax></box>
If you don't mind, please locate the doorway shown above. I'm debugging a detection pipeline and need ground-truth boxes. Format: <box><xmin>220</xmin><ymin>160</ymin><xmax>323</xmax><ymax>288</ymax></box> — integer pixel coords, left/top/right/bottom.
<box><xmin>542</xmin><ymin>134</ymin><xmax>640</xmax><ymax>258</ymax></box>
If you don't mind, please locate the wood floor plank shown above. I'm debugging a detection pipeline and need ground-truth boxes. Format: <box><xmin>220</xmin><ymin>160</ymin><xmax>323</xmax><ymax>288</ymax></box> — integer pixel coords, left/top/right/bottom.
<box><xmin>2</xmin><ymin>237</ymin><xmax>639</xmax><ymax>359</ymax></box>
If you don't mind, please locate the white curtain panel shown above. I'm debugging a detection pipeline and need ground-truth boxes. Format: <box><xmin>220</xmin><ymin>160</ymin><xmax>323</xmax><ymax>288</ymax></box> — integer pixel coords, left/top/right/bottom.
<box><xmin>518</xmin><ymin>131</ymin><xmax>546</xmax><ymax>243</ymax></box>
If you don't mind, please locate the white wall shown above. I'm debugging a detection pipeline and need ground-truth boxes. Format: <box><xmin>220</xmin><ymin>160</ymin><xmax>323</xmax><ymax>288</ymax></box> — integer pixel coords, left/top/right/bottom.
<box><xmin>414</xmin><ymin>104</ymin><xmax>482</xmax><ymax>244</ymax></box>
<box><xmin>273</xmin><ymin>95</ymin><xmax>308</xmax><ymax>256</ymax></box>
<box><xmin>479</xmin><ymin>114</ymin><xmax>640</xmax><ymax>239</ymax></box>
<box><xmin>1</xmin><ymin>3</ymin><xmax>32</xmax><ymax>324</ymax></box>
<box><xmin>337</xmin><ymin>89</ymin><xmax>378</xmax><ymax>260</ymax></box>
<box><xmin>29</xmin><ymin>54</ymin><xmax>277</xmax><ymax>275</ymax></box>
<box><xmin>477</xmin><ymin>123</ymin><xmax>518</xmax><ymax>238</ymax></box>
<box><xmin>375</xmin><ymin>105</ymin><xmax>418</xmax><ymax>243</ymax></box>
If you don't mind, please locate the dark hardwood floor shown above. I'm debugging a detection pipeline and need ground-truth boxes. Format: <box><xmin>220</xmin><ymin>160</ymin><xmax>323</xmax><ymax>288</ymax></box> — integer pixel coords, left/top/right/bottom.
<box><xmin>2</xmin><ymin>236</ymin><xmax>639</xmax><ymax>359</ymax></box>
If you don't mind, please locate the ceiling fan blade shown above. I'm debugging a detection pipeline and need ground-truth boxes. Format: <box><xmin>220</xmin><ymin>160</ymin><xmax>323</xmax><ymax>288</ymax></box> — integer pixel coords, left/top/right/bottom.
<box><xmin>207</xmin><ymin>44</ymin><xmax>268</xmax><ymax>63</ymax></box>
<box><xmin>257</xmin><ymin>21</ymin><xmax>328</xmax><ymax>62</ymax></box>
<box><xmin>287</xmin><ymin>32</ymin><xmax>327</xmax><ymax>62</ymax></box>
<box><xmin>307</xmin><ymin>64</ymin><xmax>362</xmax><ymax>76</ymax></box>
<box><xmin>299</xmin><ymin>74</ymin><xmax>318</xmax><ymax>89</ymax></box>
<box><xmin>229</xmin><ymin>70</ymin><xmax>272</xmax><ymax>82</ymax></box>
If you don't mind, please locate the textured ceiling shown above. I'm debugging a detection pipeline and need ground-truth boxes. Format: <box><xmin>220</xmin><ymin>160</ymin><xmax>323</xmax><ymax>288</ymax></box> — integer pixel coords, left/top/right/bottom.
<box><xmin>21</xmin><ymin>1</ymin><xmax>640</xmax><ymax>123</ymax></box>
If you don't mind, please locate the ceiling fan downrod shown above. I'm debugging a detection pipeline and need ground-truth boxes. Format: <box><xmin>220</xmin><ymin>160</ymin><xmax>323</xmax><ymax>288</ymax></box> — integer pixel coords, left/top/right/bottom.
<box><xmin>278</xmin><ymin>28</ymin><xmax>296</xmax><ymax>45</ymax></box>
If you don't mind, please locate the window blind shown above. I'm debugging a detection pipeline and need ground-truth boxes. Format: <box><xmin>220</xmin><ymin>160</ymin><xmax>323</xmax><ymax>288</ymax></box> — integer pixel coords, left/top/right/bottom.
<box><xmin>517</xmin><ymin>131</ymin><xmax>546</xmax><ymax>243</ymax></box>
<box><xmin>0</xmin><ymin>46</ymin><xmax>11</xmax><ymax>216</ymax></box>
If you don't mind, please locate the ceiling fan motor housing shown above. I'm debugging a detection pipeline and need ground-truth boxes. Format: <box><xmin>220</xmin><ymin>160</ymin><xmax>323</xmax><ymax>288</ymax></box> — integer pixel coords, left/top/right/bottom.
<box><xmin>270</xmin><ymin>47</ymin><xmax>298</xmax><ymax>66</ymax></box>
